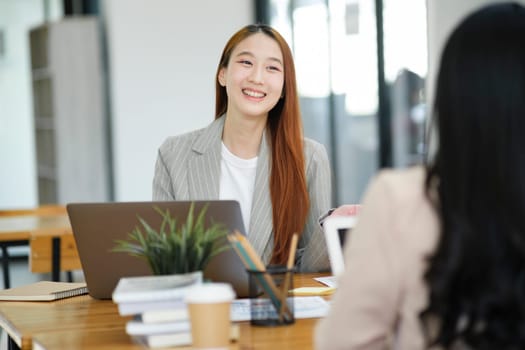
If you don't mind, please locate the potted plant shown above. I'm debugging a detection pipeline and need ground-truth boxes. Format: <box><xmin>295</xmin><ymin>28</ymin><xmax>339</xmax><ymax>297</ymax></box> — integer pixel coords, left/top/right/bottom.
<box><xmin>112</xmin><ymin>203</ymin><xmax>231</xmax><ymax>275</ymax></box>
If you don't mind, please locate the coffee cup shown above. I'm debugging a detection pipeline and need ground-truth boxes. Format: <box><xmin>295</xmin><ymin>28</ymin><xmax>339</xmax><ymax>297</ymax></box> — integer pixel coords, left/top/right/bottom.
<box><xmin>185</xmin><ymin>283</ymin><xmax>235</xmax><ymax>349</ymax></box>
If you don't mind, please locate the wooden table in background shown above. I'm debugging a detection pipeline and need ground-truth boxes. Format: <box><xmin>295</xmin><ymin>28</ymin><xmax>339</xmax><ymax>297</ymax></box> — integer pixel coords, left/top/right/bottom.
<box><xmin>0</xmin><ymin>214</ymin><xmax>81</xmax><ymax>286</ymax></box>
<box><xmin>0</xmin><ymin>274</ymin><xmax>328</xmax><ymax>350</ymax></box>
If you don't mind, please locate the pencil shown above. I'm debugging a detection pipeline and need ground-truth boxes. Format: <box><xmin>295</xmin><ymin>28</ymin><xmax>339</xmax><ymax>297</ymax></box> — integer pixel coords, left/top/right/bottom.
<box><xmin>227</xmin><ymin>235</ymin><xmax>251</xmax><ymax>270</ymax></box>
<box><xmin>230</xmin><ymin>231</ymin><xmax>292</xmax><ymax>319</ymax></box>
<box><xmin>233</xmin><ymin>232</ymin><xmax>283</xmax><ymax>295</ymax></box>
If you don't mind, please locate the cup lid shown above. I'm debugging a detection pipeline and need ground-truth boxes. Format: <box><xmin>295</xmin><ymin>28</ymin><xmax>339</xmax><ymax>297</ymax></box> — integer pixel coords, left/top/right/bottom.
<box><xmin>185</xmin><ymin>283</ymin><xmax>235</xmax><ymax>303</ymax></box>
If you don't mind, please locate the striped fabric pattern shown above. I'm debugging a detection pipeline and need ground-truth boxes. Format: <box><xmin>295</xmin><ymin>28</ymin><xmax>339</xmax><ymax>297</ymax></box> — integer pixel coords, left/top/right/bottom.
<box><xmin>152</xmin><ymin>116</ymin><xmax>332</xmax><ymax>272</ymax></box>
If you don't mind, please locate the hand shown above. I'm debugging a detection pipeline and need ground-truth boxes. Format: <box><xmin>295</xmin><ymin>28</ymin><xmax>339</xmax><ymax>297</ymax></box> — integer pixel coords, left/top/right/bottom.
<box><xmin>330</xmin><ymin>204</ymin><xmax>362</xmax><ymax>217</ymax></box>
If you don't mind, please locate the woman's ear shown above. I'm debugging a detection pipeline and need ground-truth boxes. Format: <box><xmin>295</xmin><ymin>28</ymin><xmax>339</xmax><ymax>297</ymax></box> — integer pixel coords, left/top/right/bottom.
<box><xmin>218</xmin><ymin>68</ymin><xmax>227</xmax><ymax>87</ymax></box>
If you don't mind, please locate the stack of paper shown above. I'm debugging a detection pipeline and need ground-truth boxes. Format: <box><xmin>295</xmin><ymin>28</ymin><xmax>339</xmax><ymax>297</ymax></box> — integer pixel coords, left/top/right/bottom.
<box><xmin>230</xmin><ymin>296</ymin><xmax>330</xmax><ymax>321</ymax></box>
<box><xmin>112</xmin><ymin>272</ymin><xmax>202</xmax><ymax>348</ymax></box>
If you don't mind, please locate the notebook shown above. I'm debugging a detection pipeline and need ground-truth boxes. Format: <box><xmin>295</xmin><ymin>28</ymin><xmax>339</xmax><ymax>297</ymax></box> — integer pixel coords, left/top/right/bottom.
<box><xmin>323</xmin><ymin>216</ymin><xmax>358</xmax><ymax>278</ymax></box>
<box><xmin>0</xmin><ymin>281</ymin><xmax>88</xmax><ymax>301</ymax></box>
<box><xmin>67</xmin><ymin>200</ymin><xmax>249</xmax><ymax>299</ymax></box>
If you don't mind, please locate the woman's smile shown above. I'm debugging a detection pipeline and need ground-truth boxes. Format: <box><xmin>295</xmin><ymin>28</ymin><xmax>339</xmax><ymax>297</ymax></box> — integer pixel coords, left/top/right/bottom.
<box><xmin>242</xmin><ymin>88</ymin><xmax>266</xmax><ymax>99</ymax></box>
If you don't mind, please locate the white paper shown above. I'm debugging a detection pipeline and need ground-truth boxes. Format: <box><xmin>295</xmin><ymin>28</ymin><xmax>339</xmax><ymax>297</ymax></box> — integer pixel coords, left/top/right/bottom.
<box><xmin>314</xmin><ymin>276</ymin><xmax>337</xmax><ymax>288</ymax></box>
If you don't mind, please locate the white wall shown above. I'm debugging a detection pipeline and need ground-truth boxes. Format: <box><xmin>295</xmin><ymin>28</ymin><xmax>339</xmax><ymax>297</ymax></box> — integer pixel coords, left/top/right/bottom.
<box><xmin>0</xmin><ymin>0</ymin><xmax>252</xmax><ymax>209</ymax></box>
<box><xmin>0</xmin><ymin>0</ymin><xmax>61</xmax><ymax>209</ymax></box>
<box><xmin>426</xmin><ymin>0</ymin><xmax>525</xmax><ymax>118</ymax></box>
<box><xmin>103</xmin><ymin>0</ymin><xmax>253</xmax><ymax>201</ymax></box>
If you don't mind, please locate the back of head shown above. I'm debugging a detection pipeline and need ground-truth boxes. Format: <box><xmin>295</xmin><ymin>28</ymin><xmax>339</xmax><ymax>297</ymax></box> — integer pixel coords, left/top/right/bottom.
<box><xmin>433</xmin><ymin>2</ymin><xmax>525</xmax><ymax>197</ymax></box>
<box><xmin>424</xmin><ymin>2</ymin><xmax>525</xmax><ymax>348</ymax></box>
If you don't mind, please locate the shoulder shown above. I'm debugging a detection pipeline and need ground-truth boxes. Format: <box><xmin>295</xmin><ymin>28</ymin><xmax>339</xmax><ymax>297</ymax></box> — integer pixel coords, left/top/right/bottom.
<box><xmin>363</xmin><ymin>166</ymin><xmax>431</xmax><ymax>221</ymax></box>
<box><xmin>158</xmin><ymin>128</ymin><xmax>204</xmax><ymax>153</ymax></box>
<box><xmin>302</xmin><ymin>138</ymin><xmax>330</xmax><ymax>183</ymax></box>
<box><xmin>303</xmin><ymin>137</ymin><xmax>326</xmax><ymax>153</ymax></box>
<box><xmin>303</xmin><ymin>137</ymin><xmax>329</xmax><ymax>164</ymax></box>
<box><xmin>370</xmin><ymin>166</ymin><xmax>427</xmax><ymax>200</ymax></box>
<box><xmin>158</xmin><ymin>117</ymin><xmax>224</xmax><ymax>155</ymax></box>
<box><xmin>362</xmin><ymin>165</ymin><xmax>439</xmax><ymax>253</ymax></box>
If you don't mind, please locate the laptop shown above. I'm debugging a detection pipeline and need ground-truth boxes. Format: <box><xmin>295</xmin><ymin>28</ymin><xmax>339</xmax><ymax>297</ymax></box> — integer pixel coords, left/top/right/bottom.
<box><xmin>67</xmin><ymin>200</ymin><xmax>249</xmax><ymax>299</ymax></box>
<box><xmin>323</xmin><ymin>216</ymin><xmax>358</xmax><ymax>279</ymax></box>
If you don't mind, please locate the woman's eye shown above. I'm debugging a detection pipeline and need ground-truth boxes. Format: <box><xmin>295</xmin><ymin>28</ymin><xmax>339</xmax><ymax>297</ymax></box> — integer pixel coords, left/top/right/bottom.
<box><xmin>238</xmin><ymin>60</ymin><xmax>252</xmax><ymax>66</ymax></box>
<box><xmin>267</xmin><ymin>65</ymin><xmax>282</xmax><ymax>72</ymax></box>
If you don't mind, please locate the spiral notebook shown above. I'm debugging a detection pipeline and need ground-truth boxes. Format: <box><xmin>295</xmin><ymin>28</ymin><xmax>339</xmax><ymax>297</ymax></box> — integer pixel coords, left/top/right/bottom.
<box><xmin>0</xmin><ymin>281</ymin><xmax>88</xmax><ymax>301</ymax></box>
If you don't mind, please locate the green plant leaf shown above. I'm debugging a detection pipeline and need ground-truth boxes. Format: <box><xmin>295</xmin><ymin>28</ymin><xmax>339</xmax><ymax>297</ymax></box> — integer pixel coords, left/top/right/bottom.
<box><xmin>112</xmin><ymin>203</ymin><xmax>231</xmax><ymax>275</ymax></box>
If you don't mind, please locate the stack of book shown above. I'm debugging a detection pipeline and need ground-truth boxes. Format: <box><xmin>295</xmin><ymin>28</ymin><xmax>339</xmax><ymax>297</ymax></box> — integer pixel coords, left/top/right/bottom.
<box><xmin>112</xmin><ymin>272</ymin><xmax>202</xmax><ymax>348</ymax></box>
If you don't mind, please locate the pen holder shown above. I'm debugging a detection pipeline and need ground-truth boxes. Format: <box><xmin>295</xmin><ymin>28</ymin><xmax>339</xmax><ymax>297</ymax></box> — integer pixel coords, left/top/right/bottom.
<box><xmin>247</xmin><ymin>265</ymin><xmax>295</xmax><ymax>326</ymax></box>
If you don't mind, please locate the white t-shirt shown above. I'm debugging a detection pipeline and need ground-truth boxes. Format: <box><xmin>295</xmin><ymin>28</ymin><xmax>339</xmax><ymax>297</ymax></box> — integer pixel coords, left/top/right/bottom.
<box><xmin>219</xmin><ymin>142</ymin><xmax>258</xmax><ymax>233</ymax></box>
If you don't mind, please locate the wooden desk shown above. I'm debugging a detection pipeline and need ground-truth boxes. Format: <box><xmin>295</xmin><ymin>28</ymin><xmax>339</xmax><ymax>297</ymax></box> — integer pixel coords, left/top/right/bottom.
<box><xmin>0</xmin><ymin>274</ymin><xmax>327</xmax><ymax>350</ymax></box>
<box><xmin>0</xmin><ymin>214</ymin><xmax>69</xmax><ymax>242</ymax></box>
<box><xmin>0</xmin><ymin>215</ymin><xmax>80</xmax><ymax>286</ymax></box>
<box><xmin>29</xmin><ymin>220</ymin><xmax>81</xmax><ymax>279</ymax></box>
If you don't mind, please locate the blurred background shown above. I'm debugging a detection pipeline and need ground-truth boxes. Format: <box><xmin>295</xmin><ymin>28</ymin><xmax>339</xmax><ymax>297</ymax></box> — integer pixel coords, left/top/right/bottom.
<box><xmin>0</xmin><ymin>0</ymin><xmax>519</xmax><ymax>210</ymax></box>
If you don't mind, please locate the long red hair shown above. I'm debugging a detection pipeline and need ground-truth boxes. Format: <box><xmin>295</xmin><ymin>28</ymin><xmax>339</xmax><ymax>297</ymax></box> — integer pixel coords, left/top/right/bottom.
<box><xmin>215</xmin><ymin>24</ymin><xmax>309</xmax><ymax>265</ymax></box>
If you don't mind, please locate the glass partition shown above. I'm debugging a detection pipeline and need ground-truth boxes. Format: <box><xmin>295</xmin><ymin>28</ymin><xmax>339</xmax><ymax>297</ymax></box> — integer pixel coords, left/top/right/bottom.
<box><xmin>265</xmin><ymin>0</ymin><xmax>427</xmax><ymax>205</ymax></box>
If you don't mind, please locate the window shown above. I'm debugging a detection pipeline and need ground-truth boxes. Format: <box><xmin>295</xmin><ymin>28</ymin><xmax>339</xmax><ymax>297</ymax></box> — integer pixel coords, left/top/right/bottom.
<box><xmin>262</xmin><ymin>0</ymin><xmax>428</xmax><ymax>204</ymax></box>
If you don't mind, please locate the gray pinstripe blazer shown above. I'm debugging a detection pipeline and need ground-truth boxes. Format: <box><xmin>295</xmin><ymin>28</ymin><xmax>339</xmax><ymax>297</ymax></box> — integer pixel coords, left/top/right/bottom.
<box><xmin>152</xmin><ymin>116</ymin><xmax>332</xmax><ymax>272</ymax></box>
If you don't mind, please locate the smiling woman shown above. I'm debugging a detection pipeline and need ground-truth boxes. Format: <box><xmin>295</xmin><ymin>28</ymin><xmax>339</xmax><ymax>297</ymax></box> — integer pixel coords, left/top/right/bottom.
<box><xmin>152</xmin><ymin>24</ymin><xmax>332</xmax><ymax>272</ymax></box>
<box><xmin>217</xmin><ymin>32</ymin><xmax>285</xmax><ymax>138</ymax></box>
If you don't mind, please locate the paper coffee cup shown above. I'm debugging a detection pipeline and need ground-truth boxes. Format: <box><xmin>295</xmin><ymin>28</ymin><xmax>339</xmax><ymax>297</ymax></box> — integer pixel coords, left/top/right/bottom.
<box><xmin>186</xmin><ymin>283</ymin><xmax>235</xmax><ymax>349</ymax></box>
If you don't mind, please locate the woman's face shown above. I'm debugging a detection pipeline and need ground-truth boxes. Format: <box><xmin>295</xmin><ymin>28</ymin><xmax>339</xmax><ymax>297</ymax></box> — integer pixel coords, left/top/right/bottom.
<box><xmin>218</xmin><ymin>33</ymin><xmax>284</xmax><ymax>120</ymax></box>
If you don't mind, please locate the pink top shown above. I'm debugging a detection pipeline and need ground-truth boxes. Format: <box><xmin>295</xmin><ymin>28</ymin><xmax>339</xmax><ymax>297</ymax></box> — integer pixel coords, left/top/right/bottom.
<box><xmin>315</xmin><ymin>166</ymin><xmax>440</xmax><ymax>349</ymax></box>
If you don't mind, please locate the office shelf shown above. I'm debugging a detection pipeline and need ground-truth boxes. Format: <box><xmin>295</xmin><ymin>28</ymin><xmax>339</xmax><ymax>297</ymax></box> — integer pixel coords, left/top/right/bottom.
<box><xmin>29</xmin><ymin>17</ymin><xmax>110</xmax><ymax>204</ymax></box>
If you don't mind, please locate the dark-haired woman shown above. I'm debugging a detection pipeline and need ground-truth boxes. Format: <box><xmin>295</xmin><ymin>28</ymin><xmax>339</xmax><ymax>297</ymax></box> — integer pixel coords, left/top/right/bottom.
<box><xmin>315</xmin><ymin>2</ymin><xmax>525</xmax><ymax>349</ymax></box>
<box><xmin>153</xmin><ymin>24</ymin><xmax>331</xmax><ymax>272</ymax></box>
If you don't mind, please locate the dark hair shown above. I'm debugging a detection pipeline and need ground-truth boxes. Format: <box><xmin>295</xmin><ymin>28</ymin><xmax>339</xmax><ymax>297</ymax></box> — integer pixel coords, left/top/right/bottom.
<box><xmin>422</xmin><ymin>3</ymin><xmax>525</xmax><ymax>348</ymax></box>
<box><xmin>214</xmin><ymin>24</ymin><xmax>309</xmax><ymax>264</ymax></box>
